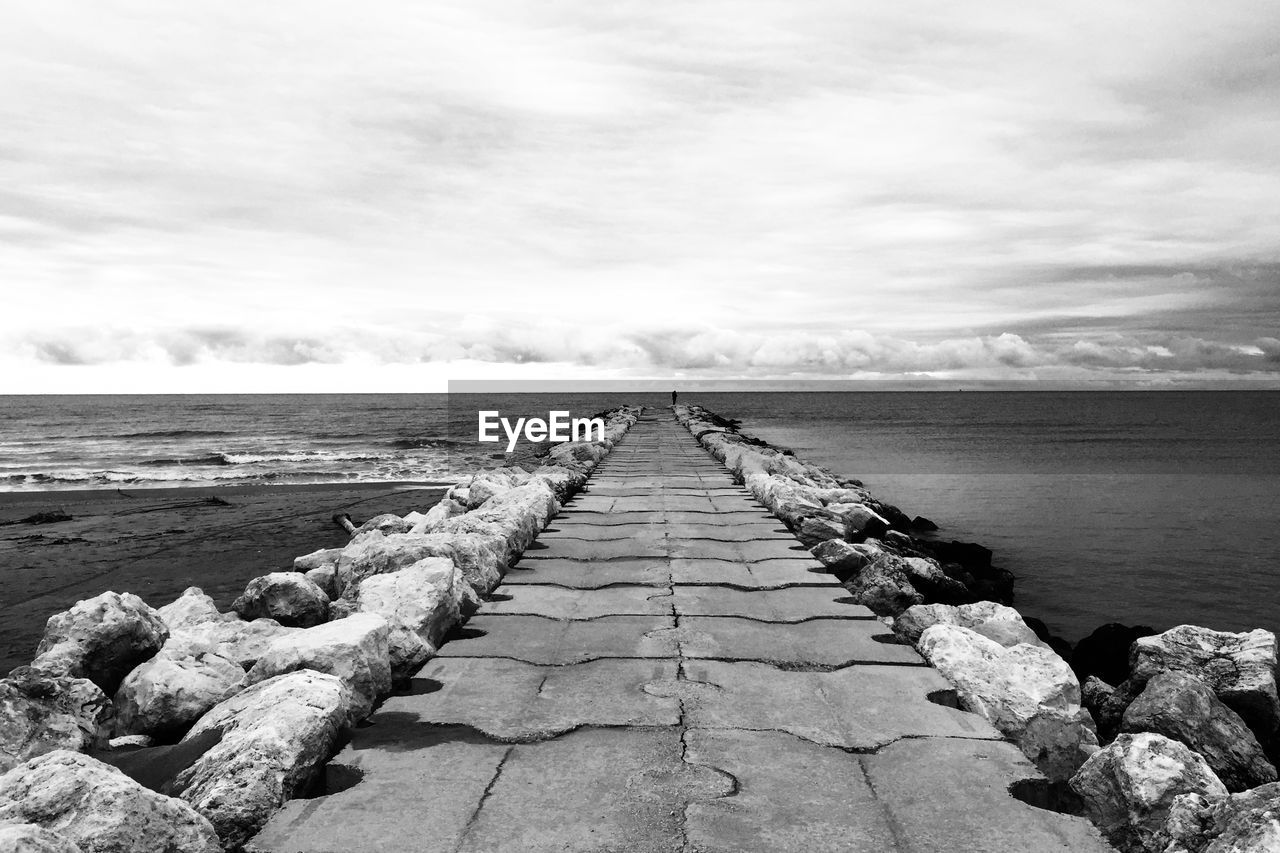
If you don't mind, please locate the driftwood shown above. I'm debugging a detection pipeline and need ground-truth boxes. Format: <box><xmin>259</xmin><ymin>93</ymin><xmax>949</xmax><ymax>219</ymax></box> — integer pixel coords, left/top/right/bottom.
<box><xmin>332</xmin><ymin>513</ymin><xmax>357</xmax><ymax>536</ymax></box>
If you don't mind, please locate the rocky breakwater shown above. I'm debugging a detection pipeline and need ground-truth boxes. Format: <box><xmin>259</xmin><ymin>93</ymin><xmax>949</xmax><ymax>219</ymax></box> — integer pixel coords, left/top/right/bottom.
<box><xmin>675</xmin><ymin>403</ymin><xmax>1280</xmax><ymax>852</ymax></box>
<box><xmin>0</xmin><ymin>407</ymin><xmax>642</xmax><ymax>852</ymax></box>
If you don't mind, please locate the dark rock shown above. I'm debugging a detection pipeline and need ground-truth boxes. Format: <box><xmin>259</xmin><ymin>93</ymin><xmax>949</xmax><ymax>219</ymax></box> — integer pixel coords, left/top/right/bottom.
<box><xmin>1072</xmin><ymin>623</ymin><xmax>1157</xmax><ymax>686</ymax></box>
<box><xmin>929</xmin><ymin>540</ymin><xmax>993</xmax><ymax>572</ymax></box>
<box><xmin>1121</xmin><ymin>671</ymin><xmax>1277</xmax><ymax>792</ymax></box>
<box><xmin>910</xmin><ymin>515</ymin><xmax>939</xmax><ymax>531</ymax></box>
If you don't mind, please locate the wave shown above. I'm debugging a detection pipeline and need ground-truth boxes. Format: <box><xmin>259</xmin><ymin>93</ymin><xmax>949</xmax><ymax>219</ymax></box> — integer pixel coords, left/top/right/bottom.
<box><xmin>388</xmin><ymin>437</ymin><xmax>471</xmax><ymax>450</ymax></box>
<box><xmin>111</xmin><ymin>429</ymin><xmax>236</xmax><ymax>439</ymax></box>
<box><xmin>140</xmin><ymin>454</ymin><xmax>234</xmax><ymax>467</ymax></box>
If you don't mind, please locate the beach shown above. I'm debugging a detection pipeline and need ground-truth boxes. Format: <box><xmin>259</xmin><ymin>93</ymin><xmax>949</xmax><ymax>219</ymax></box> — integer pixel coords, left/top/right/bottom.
<box><xmin>0</xmin><ymin>481</ymin><xmax>445</xmax><ymax>672</ymax></box>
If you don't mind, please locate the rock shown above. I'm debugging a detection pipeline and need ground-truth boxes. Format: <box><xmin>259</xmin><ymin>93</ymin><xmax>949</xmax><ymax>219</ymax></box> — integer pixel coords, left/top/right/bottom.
<box><xmin>911</xmin><ymin>515</ymin><xmax>939</xmax><ymax>531</ymax></box>
<box><xmin>810</xmin><ymin>539</ymin><xmax>879</xmax><ymax>577</ymax></box>
<box><xmin>0</xmin><ymin>670</ymin><xmax>111</xmax><ymax>774</ymax></box>
<box><xmin>0</xmin><ymin>750</ymin><xmax>221</xmax><ymax>853</ymax></box>
<box><xmin>171</xmin><ymin>672</ymin><xmax>351</xmax><ymax>848</ymax></box>
<box><xmin>355</xmin><ymin>558</ymin><xmax>463</xmax><ymax>681</ymax></box>
<box><xmin>292</xmin><ymin>547</ymin><xmax>343</xmax><ymax>573</ymax></box>
<box><xmin>355</xmin><ymin>513</ymin><xmax>412</xmax><ymax>535</ymax></box>
<box><xmin>893</xmin><ymin>601</ymin><xmax>1042</xmax><ymax>648</ymax></box>
<box><xmin>531</xmin><ymin>465</ymin><xmax>585</xmax><ymax>502</ymax></box>
<box><xmin>1072</xmin><ymin>623</ymin><xmax>1157</xmax><ymax>686</ymax></box>
<box><xmin>918</xmin><ymin>624</ymin><xmax>1098</xmax><ymax>781</ymax></box>
<box><xmin>1082</xmin><ymin>675</ymin><xmax>1116</xmax><ymax>730</ymax></box>
<box><xmin>795</xmin><ymin>514</ymin><xmax>845</xmax><ymax>548</ymax></box>
<box><xmin>834</xmin><ymin>504</ymin><xmax>890</xmax><ymax>538</ymax></box>
<box><xmin>843</xmin><ymin>555</ymin><xmax>923</xmax><ymax>617</ymax></box>
<box><xmin>335</xmin><ymin>531</ymin><xmax>505</xmax><ymax>597</ymax></box>
<box><xmin>1120</xmin><ymin>671</ymin><xmax>1276</xmax><ymax>792</ymax></box>
<box><xmin>113</xmin><ymin>637</ymin><xmax>247</xmax><ymax>739</ymax></box>
<box><xmin>435</xmin><ymin>480</ymin><xmax>559</xmax><ymax>562</ymax></box>
<box><xmin>232</xmin><ymin>572</ymin><xmax>329</xmax><ymax>628</ymax></box>
<box><xmin>0</xmin><ymin>822</ymin><xmax>83</xmax><ymax>852</ymax></box>
<box><xmin>464</xmin><ymin>467</ymin><xmax>532</xmax><ymax>508</ymax></box>
<box><xmin>1069</xmin><ymin>732</ymin><xmax>1228</xmax><ymax>853</ymax></box>
<box><xmin>1163</xmin><ymin>782</ymin><xmax>1280</xmax><ymax>853</ymax></box>
<box><xmin>246</xmin><ymin>613</ymin><xmax>391</xmax><ymax>721</ymax></box>
<box><xmin>29</xmin><ymin>593</ymin><xmax>168</xmax><ymax>695</ymax></box>
<box><xmin>155</xmin><ymin>587</ymin><xmax>229</xmax><ymax>631</ymax></box>
<box><xmin>107</xmin><ymin>734</ymin><xmax>152</xmax><ymax>749</ymax></box>
<box><xmin>458</xmin><ymin>581</ymin><xmax>482</xmax><ymax>617</ymax></box>
<box><xmin>412</xmin><ymin>497</ymin><xmax>467</xmax><ymax>533</ymax></box>
<box><xmin>169</xmin><ymin>616</ymin><xmax>297</xmax><ymax>670</ymax></box>
<box><xmin>898</xmin><ymin>556</ymin><xmax>973</xmax><ymax>605</ymax></box>
<box><xmin>327</xmin><ymin>598</ymin><xmax>357</xmax><ymax>620</ymax></box>
<box><xmin>928</xmin><ymin>540</ymin><xmax>993</xmax><ymax>572</ymax></box>
<box><xmin>1129</xmin><ymin>626</ymin><xmax>1280</xmax><ymax>746</ymax></box>
<box><xmin>303</xmin><ymin>564</ymin><xmax>339</xmax><ymax>600</ymax></box>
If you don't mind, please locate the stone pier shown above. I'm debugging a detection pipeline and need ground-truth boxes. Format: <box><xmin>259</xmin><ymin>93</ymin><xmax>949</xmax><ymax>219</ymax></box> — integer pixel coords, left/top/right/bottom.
<box><xmin>249</xmin><ymin>411</ymin><xmax>1110</xmax><ymax>852</ymax></box>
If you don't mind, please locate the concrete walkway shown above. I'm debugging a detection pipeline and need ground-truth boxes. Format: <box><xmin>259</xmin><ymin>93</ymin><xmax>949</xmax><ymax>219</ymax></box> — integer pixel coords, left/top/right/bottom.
<box><xmin>250</xmin><ymin>411</ymin><xmax>1111</xmax><ymax>852</ymax></box>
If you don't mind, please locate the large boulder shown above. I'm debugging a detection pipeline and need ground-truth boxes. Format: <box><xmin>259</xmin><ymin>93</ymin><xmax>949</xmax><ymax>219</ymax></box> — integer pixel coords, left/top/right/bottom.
<box><xmin>897</xmin><ymin>556</ymin><xmax>973</xmax><ymax>605</ymax></box>
<box><xmin>1129</xmin><ymin>626</ymin><xmax>1280</xmax><ymax>745</ymax></box>
<box><xmin>810</xmin><ymin>539</ymin><xmax>879</xmax><ymax>576</ymax></box>
<box><xmin>1163</xmin><ymin>782</ymin><xmax>1280</xmax><ymax>853</ymax></box>
<box><xmin>168</xmin><ymin>616</ymin><xmax>297</xmax><ymax>670</ymax></box>
<box><xmin>155</xmin><ymin>587</ymin><xmax>229</xmax><ymax>631</ymax></box>
<box><xmin>435</xmin><ymin>480</ymin><xmax>559</xmax><ymax>561</ymax></box>
<box><xmin>464</xmin><ymin>467</ymin><xmax>532</xmax><ymax>508</ymax></box>
<box><xmin>0</xmin><ymin>670</ymin><xmax>111</xmax><ymax>774</ymax></box>
<box><xmin>29</xmin><ymin>593</ymin><xmax>168</xmax><ymax>695</ymax></box>
<box><xmin>355</xmin><ymin>558</ymin><xmax>463</xmax><ymax>681</ymax></box>
<box><xmin>1071</xmin><ymin>622</ymin><xmax>1157</xmax><ymax>686</ymax></box>
<box><xmin>0</xmin><ymin>750</ymin><xmax>221</xmax><ymax>853</ymax></box>
<box><xmin>292</xmin><ymin>547</ymin><xmax>343</xmax><ymax>573</ymax></box>
<box><xmin>1120</xmin><ymin>671</ymin><xmax>1276</xmax><ymax>793</ymax></box>
<box><xmin>918</xmin><ymin>624</ymin><xmax>1098</xmax><ymax>781</ymax></box>
<box><xmin>232</xmin><ymin>572</ymin><xmax>329</xmax><ymax>628</ymax></box>
<box><xmin>303</xmin><ymin>564</ymin><xmax>339</xmax><ymax>600</ymax></box>
<box><xmin>1070</xmin><ymin>732</ymin><xmax>1228</xmax><ymax>853</ymax></box>
<box><xmin>531</xmin><ymin>466</ymin><xmax>586</xmax><ymax>502</ymax></box>
<box><xmin>113</xmin><ymin>637</ymin><xmax>247</xmax><ymax>739</ymax></box>
<box><xmin>893</xmin><ymin>601</ymin><xmax>1043</xmax><ymax>648</ymax></box>
<box><xmin>795</xmin><ymin>514</ymin><xmax>845</xmax><ymax>548</ymax></box>
<box><xmin>354</xmin><ymin>513</ymin><xmax>412</xmax><ymax>536</ymax></box>
<box><xmin>411</xmin><ymin>497</ymin><xmax>467</xmax><ymax>533</ymax></box>
<box><xmin>172</xmin><ymin>671</ymin><xmax>351</xmax><ymax>848</ymax></box>
<box><xmin>0</xmin><ymin>822</ymin><xmax>82</xmax><ymax>852</ymax></box>
<box><xmin>843</xmin><ymin>555</ymin><xmax>923</xmax><ymax>617</ymax></box>
<box><xmin>831</xmin><ymin>503</ymin><xmax>890</xmax><ymax>538</ymax></box>
<box><xmin>246</xmin><ymin>613</ymin><xmax>391</xmax><ymax>721</ymax></box>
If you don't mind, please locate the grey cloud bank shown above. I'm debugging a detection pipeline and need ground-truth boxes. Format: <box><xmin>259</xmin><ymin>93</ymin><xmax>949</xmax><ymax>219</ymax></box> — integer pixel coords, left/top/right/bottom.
<box><xmin>1</xmin><ymin>0</ymin><xmax>1278</xmax><ymax>390</ymax></box>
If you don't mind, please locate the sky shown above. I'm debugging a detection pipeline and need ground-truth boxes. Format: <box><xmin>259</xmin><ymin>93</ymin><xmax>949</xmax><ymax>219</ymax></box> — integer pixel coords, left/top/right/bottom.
<box><xmin>1</xmin><ymin>0</ymin><xmax>1278</xmax><ymax>392</ymax></box>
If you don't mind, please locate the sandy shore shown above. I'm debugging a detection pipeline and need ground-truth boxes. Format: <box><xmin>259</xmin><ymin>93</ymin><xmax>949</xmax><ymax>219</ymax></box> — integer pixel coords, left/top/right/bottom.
<box><xmin>0</xmin><ymin>481</ymin><xmax>447</xmax><ymax>673</ymax></box>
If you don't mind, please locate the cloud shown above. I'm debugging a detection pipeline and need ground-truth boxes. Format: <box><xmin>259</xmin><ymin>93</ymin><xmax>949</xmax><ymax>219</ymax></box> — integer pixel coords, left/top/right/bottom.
<box><xmin>1</xmin><ymin>1</ymin><xmax>1278</xmax><ymax>390</ymax></box>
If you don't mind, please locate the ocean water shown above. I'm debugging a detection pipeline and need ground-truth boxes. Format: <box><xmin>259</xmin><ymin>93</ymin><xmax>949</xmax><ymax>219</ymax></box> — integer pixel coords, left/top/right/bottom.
<box><xmin>2</xmin><ymin>391</ymin><xmax>1276</xmax><ymax>642</ymax></box>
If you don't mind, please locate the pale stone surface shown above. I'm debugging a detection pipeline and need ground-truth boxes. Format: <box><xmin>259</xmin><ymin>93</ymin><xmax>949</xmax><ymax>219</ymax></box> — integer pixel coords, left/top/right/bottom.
<box><xmin>233</xmin><ymin>572</ymin><xmax>330</xmax><ymax>628</ymax></box>
<box><xmin>175</xmin><ymin>671</ymin><xmax>352</xmax><ymax>848</ymax></box>
<box><xmin>169</xmin><ymin>616</ymin><xmax>298</xmax><ymax>670</ymax></box>
<box><xmin>795</xmin><ymin>514</ymin><xmax>844</xmax><ymax>547</ymax></box>
<box><xmin>436</xmin><ymin>480</ymin><xmax>559</xmax><ymax>562</ymax></box>
<box><xmin>1121</xmin><ymin>671</ymin><xmax>1276</xmax><ymax>792</ymax></box>
<box><xmin>412</xmin><ymin>497</ymin><xmax>467</xmax><ymax>533</ymax></box>
<box><xmin>30</xmin><ymin>592</ymin><xmax>168</xmax><ymax>695</ymax></box>
<box><xmin>0</xmin><ymin>750</ymin><xmax>221</xmax><ymax>853</ymax></box>
<box><xmin>355</xmin><ymin>513</ymin><xmax>412</xmax><ymax>535</ymax></box>
<box><xmin>0</xmin><ymin>670</ymin><xmax>111</xmax><ymax>774</ymax></box>
<box><xmin>293</xmin><ymin>547</ymin><xmax>343</xmax><ymax>573</ymax></box>
<box><xmin>304</xmin><ymin>564</ymin><xmax>339</xmax><ymax>599</ymax></box>
<box><xmin>894</xmin><ymin>601</ymin><xmax>1042</xmax><ymax>647</ymax></box>
<box><xmin>918</xmin><ymin>623</ymin><xmax>1098</xmax><ymax>781</ymax></box>
<box><xmin>1069</xmin><ymin>732</ymin><xmax>1228</xmax><ymax>853</ymax></box>
<box><xmin>1130</xmin><ymin>626</ymin><xmax>1280</xmax><ymax>742</ymax></box>
<box><xmin>1163</xmin><ymin>783</ymin><xmax>1280</xmax><ymax>853</ymax></box>
<box><xmin>155</xmin><ymin>587</ymin><xmax>228</xmax><ymax>630</ymax></box>
<box><xmin>810</xmin><ymin>538</ymin><xmax>879</xmax><ymax>573</ymax></box>
<box><xmin>355</xmin><ymin>557</ymin><xmax>462</xmax><ymax>680</ymax></box>
<box><xmin>0</xmin><ymin>822</ymin><xmax>83</xmax><ymax>853</ymax></box>
<box><xmin>247</xmin><ymin>613</ymin><xmax>391</xmax><ymax>721</ymax></box>
<box><xmin>844</xmin><ymin>555</ymin><xmax>923</xmax><ymax>617</ymax></box>
<box><xmin>113</xmin><ymin>637</ymin><xmax>247</xmax><ymax>738</ymax></box>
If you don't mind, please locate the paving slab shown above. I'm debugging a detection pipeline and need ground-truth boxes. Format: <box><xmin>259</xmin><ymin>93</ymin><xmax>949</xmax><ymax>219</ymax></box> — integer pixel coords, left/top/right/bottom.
<box><xmin>438</xmin><ymin>614</ymin><xmax>677</xmax><ymax>664</ymax></box>
<box><xmin>484</xmin><ymin>584</ymin><xmax>673</xmax><ymax>618</ymax></box>
<box><xmin>862</xmin><ymin>737</ymin><xmax>1115</xmax><ymax>852</ymax></box>
<box><xmin>519</xmin><ymin>537</ymin><xmax>669</xmax><ymax>560</ymax></box>
<box><xmin>675</xmin><ymin>616</ymin><xmax>923</xmax><ymax>666</ymax></box>
<box><xmin>673</xmin><ymin>584</ymin><xmax>875</xmax><ymax>621</ymax></box>
<box><xmin>667</xmin><ymin>537</ymin><xmax>811</xmax><ymax>561</ymax></box>
<box><xmin>397</xmin><ymin>658</ymin><xmax>682</xmax><ymax>740</ymax></box>
<box><xmin>681</xmin><ymin>660</ymin><xmax>1003</xmax><ymax>750</ymax></box>
<box><xmin>504</xmin><ymin>557</ymin><xmax>671</xmax><ymax>587</ymax></box>
<box><xmin>669</xmin><ymin>557</ymin><xmax>835</xmax><ymax>588</ymax></box>
<box><xmin>684</xmin><ymin>728</ymin><xmax>897</xmax><ymax>852</ymax></box>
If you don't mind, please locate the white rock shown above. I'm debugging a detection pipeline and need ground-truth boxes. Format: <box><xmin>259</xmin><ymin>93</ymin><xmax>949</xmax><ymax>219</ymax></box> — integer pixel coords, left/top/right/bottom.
<box><xmin>1068</xmin><ymin>732</ymin><xmax>1228</xmax><ymax>853</ymax></box>
<box><xmin>0</xmin><ymin>822</ymin><xmax>83</xmax><ymax>852</ymax></box>
<box><xmin>918</xmin><ymin>623</ymin><xmax>1098</xmax><ymax>781</ymax></box>
<box><xmin>1163</xmin><ymin>783</ymin><xmax>1280</xmax><ymax>853</ymax></box>
<box><xmin>355</xmin><ymin>513</ymin><xmax>412</xmax><ymax>535</ymax></box>
<box><xmin>0</xmin><ymin>750</ymin><xmax>221</xmax><ymax>853</ymax></box>
<box><xmin>246</xmin><ymin>613</ymin><xmax>391</xmax><ymax>721</ymax></box>
<box><xmin>304</xmin><ymin>564</ymin><xmax>339</xmax><ymax>599</ymax></box>
<box><xmin>435</xmin><ymin>480</ymin><xmax>559</xmax><ymax>562</ymax></box>
<box><xmin>155</xmin><ymin>587</ymin><xmax>229</xmax><ymax>631</ymax></box>
<box><xmin>292</xmin><ymin>547</ymin><xmax>343</xmax><ymax>573</ymax></box>
<box><xmin>894</xmin><ymin>601</ymin><xmax>1042</xmax><ymax>647</ymax></box>
<box><xmin>169</xmin><ymin>616</ymin><xmax>298</xmax><ymax>670</ymax></box>
<box><xmin>173</xmin><ymin>672</ymin><xmax>351</xmax><ymax>848</ymax></box>
<box><xmin>30</xmin><ymin>593</ymin><xmax>168</xmax><ymax>695</ymax></box>
<box><xmin>0</xmin><ymin>670</ymin><xmax>111</xmax><ymax>774</ymax></box>
<box><xmin>355</xmin><ymin>558</ymin><xmax>463</xmax><ymax>681</ymax></box>
<box><xmin>412</xmin><ymin>497</ymin><xmax>468</xmax><ymax>533</ymax></box>
<box><xmin>810</xmin><ymin>539</ymin><xmax>881</xmax><ymax>573</ymax></box>
<box><xmin>232</xmin><ymin>572</ymin><xmax>329</xmax><ymax>628</ymax></box>
<box><xmin>113</xmin><ymin>637</ymin><xmax>247</xmax><ymax>738</ymax></box>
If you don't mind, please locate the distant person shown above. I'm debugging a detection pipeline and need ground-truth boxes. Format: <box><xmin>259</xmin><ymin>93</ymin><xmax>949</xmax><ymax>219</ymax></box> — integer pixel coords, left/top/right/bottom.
<box><xmin>671</xmin><ymin>389</ymin><xmax>677</xmax><ymax>406</ymax></box>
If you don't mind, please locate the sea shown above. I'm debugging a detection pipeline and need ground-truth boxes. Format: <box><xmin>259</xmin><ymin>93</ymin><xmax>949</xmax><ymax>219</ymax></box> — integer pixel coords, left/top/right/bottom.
<box><xmin>1</xmin><ymin>391</ymin><xmax>1277</xmax><ymax>643</ymax></box>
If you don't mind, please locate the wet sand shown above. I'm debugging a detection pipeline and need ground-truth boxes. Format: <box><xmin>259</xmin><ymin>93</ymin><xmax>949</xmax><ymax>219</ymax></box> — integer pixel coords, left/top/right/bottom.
<box><xmin>0</xmin><ymin>482</ymin><xmax>446</xmax><ymax>673</ymax></box>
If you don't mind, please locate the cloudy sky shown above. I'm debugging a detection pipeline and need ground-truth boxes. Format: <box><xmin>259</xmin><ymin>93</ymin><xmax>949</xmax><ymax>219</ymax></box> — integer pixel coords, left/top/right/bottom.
<box><xmin>2</xmin><ymin>0</ymin><xmax>1278</xmax><ymax>392</ymax></box>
